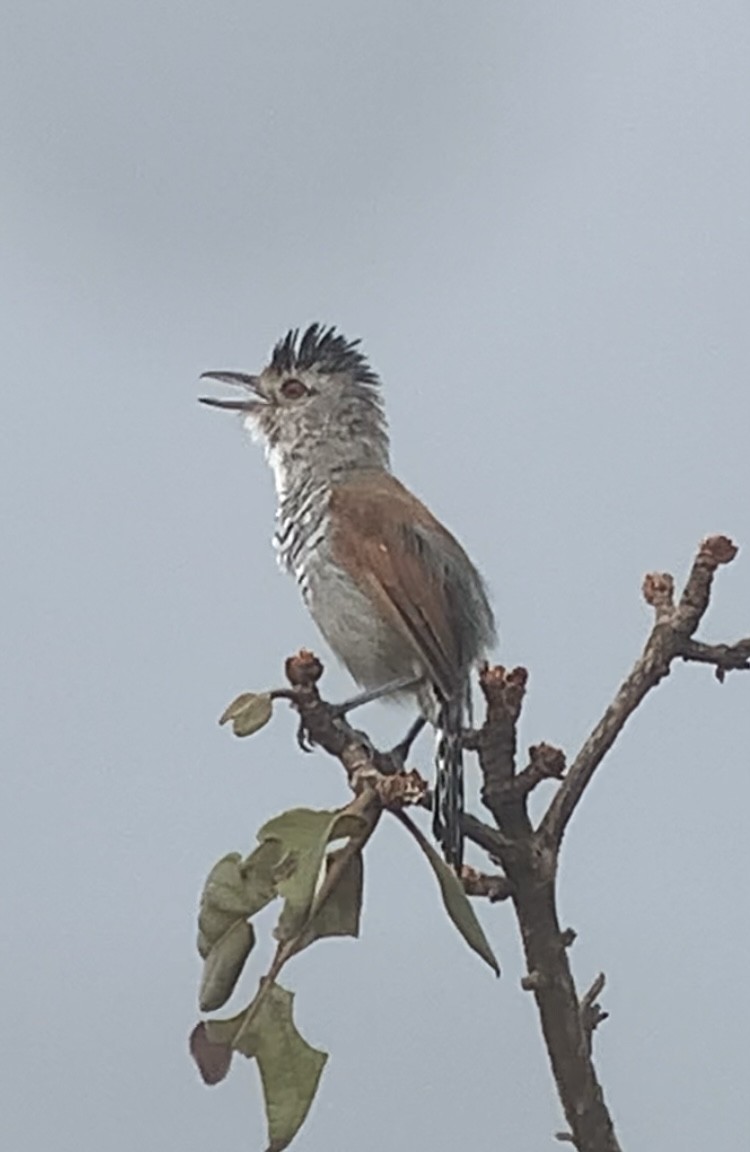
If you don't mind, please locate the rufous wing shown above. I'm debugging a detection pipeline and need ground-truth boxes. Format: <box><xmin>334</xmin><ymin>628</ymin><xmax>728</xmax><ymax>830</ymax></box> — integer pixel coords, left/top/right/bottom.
<box><xmin>329</xmin><ymin>471</ymin><xmax>469</xmax><ymax>700</ymax></box>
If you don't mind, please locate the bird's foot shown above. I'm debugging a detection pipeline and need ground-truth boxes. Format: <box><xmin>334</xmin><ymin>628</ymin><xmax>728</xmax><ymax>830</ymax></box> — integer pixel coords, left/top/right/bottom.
<box><xmin>296</xmin><ymin>716</ymin><xmax>315</xmax><ymax>753</ymax></box>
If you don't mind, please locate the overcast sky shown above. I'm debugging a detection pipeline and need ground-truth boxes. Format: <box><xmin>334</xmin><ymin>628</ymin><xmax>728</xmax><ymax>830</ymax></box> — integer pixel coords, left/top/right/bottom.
<box><xmin>2</xmin><ymin>3</ymin><xmax>749</xmax><ymax>1150</ymax></box>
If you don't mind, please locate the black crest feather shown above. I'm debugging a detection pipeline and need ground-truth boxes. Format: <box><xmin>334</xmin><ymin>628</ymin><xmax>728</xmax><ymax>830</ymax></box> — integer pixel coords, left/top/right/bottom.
<box><xmin>270</xmin><ymin>324</ymin><xmax>379</xmax><ymax>387</ymax></box>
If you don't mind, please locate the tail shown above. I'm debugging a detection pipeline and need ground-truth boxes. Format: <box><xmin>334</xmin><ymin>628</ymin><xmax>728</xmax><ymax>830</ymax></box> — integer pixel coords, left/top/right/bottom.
<box><xmin>433</xmin><ymin>697</ymin><xmax>464</xmax><ymax>870</ymax></box>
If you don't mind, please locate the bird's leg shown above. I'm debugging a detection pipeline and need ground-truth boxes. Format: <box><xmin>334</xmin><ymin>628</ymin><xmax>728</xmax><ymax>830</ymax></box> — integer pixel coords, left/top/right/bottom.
<box><xmin>295</xmin><ymin>674</ymin><xmax>424</xmax><ymax>753</ymax></box>
<box><xmin>388</xmin><ymin>715</ymin><xmax>427</xmax><ymax>766</ymax></box>
<box><xmin>329</xmin><ymin>674</ymin><xmax>424</xmax><ymax>717</ymax></box>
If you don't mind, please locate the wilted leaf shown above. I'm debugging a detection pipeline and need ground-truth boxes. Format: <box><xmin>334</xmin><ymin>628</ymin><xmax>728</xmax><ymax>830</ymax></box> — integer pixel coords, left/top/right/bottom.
<box><xmin>203</xmin><ymin>1009</ymin><xmax>246</xmax><ymax>1048</ymax></box>
<box><xmin>219</xmin><ymin>692</ymin><xmax>274</xmax><ymax>737</ymax></box>
<box><xmin>207</xmin><ymin>982</ymin><xmax>327</xmax><ymax>1151</ymax></box>
<box><xmin>418</xmin><ymin>838</ymin><xmax>500</xmax><ymax>975</ymax></box>
<box><xmin>190</xmin><ymin>1021</ymin><xmax>233</xmax><ymax>1085</ymax></box>
<box><xmin>258</xmin><ymin>808</ymin><xmax>366</xmax><ymax>942</ymax></box>
<box><xmin>199</xmin><ymin>919</ymin><xmax>255</xmax><ymax>1012</ymax></box>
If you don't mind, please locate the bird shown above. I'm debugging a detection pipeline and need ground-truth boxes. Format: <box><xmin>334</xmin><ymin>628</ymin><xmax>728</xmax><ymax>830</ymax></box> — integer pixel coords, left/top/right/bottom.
<box><xmin>200</xmin><ymin>324</ymin><xmax>496</xmax><ymax>869</ymax></box>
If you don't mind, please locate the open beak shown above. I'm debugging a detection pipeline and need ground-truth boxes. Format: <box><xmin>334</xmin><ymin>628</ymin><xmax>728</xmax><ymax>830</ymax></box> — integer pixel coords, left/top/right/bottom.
<box><xmin>198</xmin><ymin>371</ymin><xmax>264</xmax><ymax>411</ymax></box>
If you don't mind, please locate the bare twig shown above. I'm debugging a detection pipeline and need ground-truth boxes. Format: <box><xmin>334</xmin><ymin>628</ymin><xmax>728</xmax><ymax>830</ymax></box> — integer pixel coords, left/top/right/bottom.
<box><xmin>680</xmin><ymin>637</ymin><xmax>750</xmax><ymax>682</ymax></box>
<box><xmin>461</xmin><ymin>811</ymin><xmax>510</xmax><ymax>856</ymax></box>
<box><xmin>674</xmin><ymin>535</ymin><xmax>738</xmax><ymax>635</ymax></box>
<box><xmin>540</xmin><ymin>536</ymin><xmax>741</xmax><ymax>850</ymax></box>
<box><xmin>491</xmin><ymin>742</ymin><xmax>567</xmax><ymax>803</ymax></box>
<box><xmin>580</xmin><ymin>973</ymin><xmax>609</xmax><ymax>1055</ymax></box>
<box><xmin>460</xmin><ymin>866</ymin><xmax>513</xmax><ymax>902</ymax></box>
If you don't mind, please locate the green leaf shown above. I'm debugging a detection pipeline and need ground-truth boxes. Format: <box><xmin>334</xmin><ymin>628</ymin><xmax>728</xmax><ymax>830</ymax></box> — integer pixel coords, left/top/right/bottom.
<box><xmin>292</xmin><ymin>847</ymin><xmax>364</xmax><ymax>955</ymax></box>
<box><xmin>241</xmin><ymin>839</ymin><xmax>287</xmax><ymax>916</ymax></box>
<box><xmin>198</xmin><ymin>844</ymin><xmax>283</xmax><ymax>958</ymax></box>
<box><xmin>258</xmin><ymin>808</ymin><xmax>366</xmax><ymax>942</ymax></box>
<box><xmin>198</xmin><ymin>853</ymin><xmax>247</xmax><ymax>954</ymax></box>
<box><xmin>219</xmin><ymin>692</ymin><xmax>274</xmax><ymax>737</ymax></box>
<box><xmin>207</xmin><ymin>983</ymin><xmax>327</xmax><ymax>1152</ymax></box>
<box><xmin>199</xmin><ymin>919</ymin><xmax>255</xmax><ymax>1012</ymax></box>
<box><xmin>418</xmin><ymin>838</ymin><xmax>500</xmax><ymax>976</ymax></box>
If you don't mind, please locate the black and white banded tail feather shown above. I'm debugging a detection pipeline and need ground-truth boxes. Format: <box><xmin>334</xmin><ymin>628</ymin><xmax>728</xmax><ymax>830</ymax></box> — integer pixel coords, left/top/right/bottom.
<box><xmin>433</xmin><ymin>697</ymin><xmax>465</xmax><ymax>870</ymax></box>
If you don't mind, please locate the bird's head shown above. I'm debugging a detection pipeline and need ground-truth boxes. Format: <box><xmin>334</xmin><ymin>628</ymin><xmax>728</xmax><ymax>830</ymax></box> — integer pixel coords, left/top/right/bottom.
<box><xmin>200</xmin><ymin>325</ymin><xmax>390</xmax><ymax>476</ymax></box>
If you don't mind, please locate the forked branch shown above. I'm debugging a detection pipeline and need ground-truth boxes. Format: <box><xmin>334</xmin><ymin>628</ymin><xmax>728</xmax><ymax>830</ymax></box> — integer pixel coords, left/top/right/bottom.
<box><xmin>540</xmin><ymin>535</ymin><xmax>746</xmax><ymax>850</ymax></box>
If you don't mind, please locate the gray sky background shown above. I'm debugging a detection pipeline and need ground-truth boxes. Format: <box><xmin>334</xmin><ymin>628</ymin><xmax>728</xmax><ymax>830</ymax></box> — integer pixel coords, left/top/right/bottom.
<box><xmin>2</xmin><ymin>3</ymin><xmax>749</xmax><ymax>1150</ymax></box>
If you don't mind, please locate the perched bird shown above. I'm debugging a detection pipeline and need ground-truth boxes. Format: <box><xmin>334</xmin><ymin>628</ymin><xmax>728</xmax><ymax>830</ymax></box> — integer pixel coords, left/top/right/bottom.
<box><xmin>200</xmin><ymin>325</ymin><xmax>496</xmax><ymax>868</ymax></box>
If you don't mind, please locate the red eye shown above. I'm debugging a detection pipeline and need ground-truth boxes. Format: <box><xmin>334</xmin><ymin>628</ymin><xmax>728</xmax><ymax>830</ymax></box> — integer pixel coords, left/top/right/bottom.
<box><xmin>281</xmin><ymin>378</ymin><xmax>308</xmax><ymax>400</ymax></box>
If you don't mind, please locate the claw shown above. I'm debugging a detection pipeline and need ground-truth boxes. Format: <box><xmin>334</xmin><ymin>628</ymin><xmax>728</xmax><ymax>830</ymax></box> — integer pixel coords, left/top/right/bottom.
<box><xmin>296</xmin><ymin>717</ymin><xmax>315</xmax><ymax>753</ymax></box>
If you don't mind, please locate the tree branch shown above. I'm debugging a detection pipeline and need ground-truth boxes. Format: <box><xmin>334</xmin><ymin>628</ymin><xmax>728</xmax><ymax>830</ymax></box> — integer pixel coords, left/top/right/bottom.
<box><xmin>540</xmin><ymin>536</ymin><xmax>742</xmax><ymax>850</ymax></box>
<box><xmin>466</xmin><ymin>669</ymin><xmax>621</xmax><ymax>1151</ymax></box>
<box><xmin>680</xmin><ymin>637</ymin><xmax>750</xmax><ymax>682</ymax></box>
<box><xmin>262</xmin><ymin>536</ymin><xmax>743</xmax><ymax>1152</ymax></box>
<box><xmin>509</xmin><ymin>855</ymin><xmax>621</xmax><ymax>1152</ymax></box>
<box><xmin>279</xmin><ymin>649</ymin><xmax>510</xmax><ymax>861</ymax></box>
